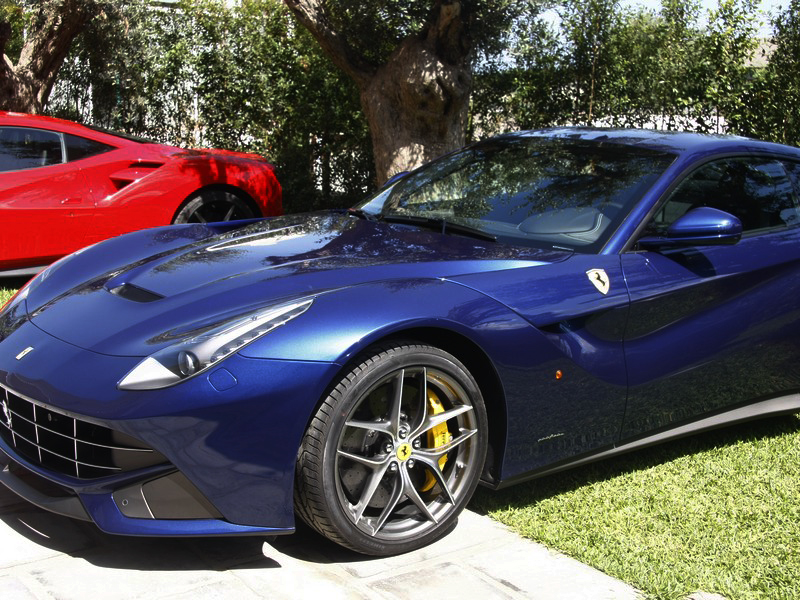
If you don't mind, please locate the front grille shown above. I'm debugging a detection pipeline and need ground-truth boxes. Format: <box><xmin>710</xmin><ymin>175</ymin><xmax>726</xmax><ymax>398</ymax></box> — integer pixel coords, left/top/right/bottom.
<box><xmin>0</xmin><ymin>383</ymin><xmax>166</xmax><ymax>479</ymax></box>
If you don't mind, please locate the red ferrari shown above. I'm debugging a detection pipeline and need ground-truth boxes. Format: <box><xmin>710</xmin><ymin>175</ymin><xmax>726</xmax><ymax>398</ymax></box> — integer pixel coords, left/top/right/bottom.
<box><xmin>0</xmin><ymin>112</ymin><xmax>282</xmax><ymax>276</ymax></box>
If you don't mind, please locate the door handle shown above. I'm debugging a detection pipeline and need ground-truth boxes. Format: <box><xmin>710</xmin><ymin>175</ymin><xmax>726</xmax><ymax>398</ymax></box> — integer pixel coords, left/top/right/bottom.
<box><xmin>61</xmin><ymin>198</ymin><xmax>82</xmax><ymax>205</ymax></box>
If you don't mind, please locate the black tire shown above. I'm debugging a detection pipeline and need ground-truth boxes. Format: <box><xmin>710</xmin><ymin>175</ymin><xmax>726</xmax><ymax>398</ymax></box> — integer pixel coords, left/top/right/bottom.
<box><xmin>172</xmin><ymin>189</ymin><xmax>257</xmax><ymax>224</ymax></box>
<box><xmin>295</xmin><ymin>342</ymin><xmax>488</xmax><ymax>556</ymax></box>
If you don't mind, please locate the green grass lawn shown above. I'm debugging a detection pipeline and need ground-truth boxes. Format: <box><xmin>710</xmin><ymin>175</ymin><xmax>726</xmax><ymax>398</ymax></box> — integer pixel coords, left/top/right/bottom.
<box><xmin>2</xmin><ymin>283</ymin><xmax>798</xmax><ymax>599</ymax></box>
<box><xmin>470</xmin><ymin>415</ymin><xmax>800</xmax><ymax>600</ymax></box>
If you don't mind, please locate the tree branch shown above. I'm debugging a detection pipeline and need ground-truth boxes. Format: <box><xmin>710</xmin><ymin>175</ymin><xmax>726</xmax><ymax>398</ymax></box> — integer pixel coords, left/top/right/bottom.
<box><xmin>0</xmin><ymin>21</ymin><xmax>17</xmax><ymax>107</ymax></box>
<box><xmin>426</xmin><ymin>0</ymin><xmax>471</xmax><ymax>65</ymax></box>
<box><xmin>283</xmin><ymin>0</ymin><xmax>374</xmax><ymax>87</ymax></box>
<box><xmin>15</xmin><ymin>0</ymin><xmax>98</xmax><ymax>108</ymax></box>
<box><xmin>0</xmin><ymin>20</ymin><xmax>10</xmax><ymax>59</ymax></box>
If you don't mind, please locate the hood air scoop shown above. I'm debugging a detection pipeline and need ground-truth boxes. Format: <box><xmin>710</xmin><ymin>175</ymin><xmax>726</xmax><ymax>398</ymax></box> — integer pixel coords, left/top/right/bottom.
<box><xmin>108</xmin><ymin>283</ymin><xmax>164</xmax><ymax>303</ymax></box>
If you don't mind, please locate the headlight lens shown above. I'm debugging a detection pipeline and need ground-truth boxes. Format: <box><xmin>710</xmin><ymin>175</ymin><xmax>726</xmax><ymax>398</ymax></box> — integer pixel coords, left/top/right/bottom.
<box><xmin>0</xmin><ymin>243</ymin><xmax>96</xmax><ymax>318</ymax></box>
<box><xmin>0</xmin><ymin>259</ymin><xmax>57</xmax><ymax>342</ymax></box>
<box><xmin>118</xmin><ymin>298</ymin><xmax>313</xmax><ymax>390</ymax></box>
<box><xmin>0</xmin><ymin>283</ymin><xmax>32</xmax><ymax>343</ymax></box>
<box><xmin>0</xmin><ymin>282</ymin><xmax>31</xmax><ymax>316</ymax></box>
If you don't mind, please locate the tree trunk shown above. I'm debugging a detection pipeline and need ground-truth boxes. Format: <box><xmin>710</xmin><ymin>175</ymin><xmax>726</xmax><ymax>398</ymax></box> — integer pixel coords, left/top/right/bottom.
<box><xmin>285</xmin><ymin>0</ymin><xmax>473</xmax><ymax>184</ymax></box>
<box><xmin>0</xmin><ymin>0</ymin><xmax>98</xmax><ymax>113</ymax></box>
<box><xmin>360</xmin><ymin>33</ymin><xmax>471</xmax><ymax>182</ymax></box>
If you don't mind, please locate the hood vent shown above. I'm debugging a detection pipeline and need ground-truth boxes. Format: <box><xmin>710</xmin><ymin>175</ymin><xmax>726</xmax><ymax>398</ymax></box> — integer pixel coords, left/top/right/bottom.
<box><xmin>109</xmin><ymin>283</ymin><xmax>164</xmax><ymax>303</ymax></box>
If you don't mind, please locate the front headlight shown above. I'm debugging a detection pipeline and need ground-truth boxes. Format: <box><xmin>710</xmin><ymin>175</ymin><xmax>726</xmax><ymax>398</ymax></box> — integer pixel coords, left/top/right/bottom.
<box><xmin>0</xmin><ymin>243</ymin><xmax>97</xmax><ymax>320</ymax></box>
<box><xmin>0</xmin><ymin>282</ymin><xmax>31</xmax><ymax>316</ymax></box>
<box><xmin>0</xmin><ymin>283</ymin><xmax>32</xmax><ymax>344</ymax></box>
<box><xmin>118</xmin><ymin>298</ymin><xmax>313</xmax><ymax>391</ymax></box>
<box><xmin>0</xmin><ymin>258</ymin><xmax>59</xmax><ymax>342</ymax></box>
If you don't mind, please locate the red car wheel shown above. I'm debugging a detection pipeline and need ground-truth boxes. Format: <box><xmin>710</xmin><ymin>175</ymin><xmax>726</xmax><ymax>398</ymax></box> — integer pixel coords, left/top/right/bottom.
<box><xmin>173</xmin><ymin>189</ymin><xmax>258</xmax><ymax>224</ymax></box>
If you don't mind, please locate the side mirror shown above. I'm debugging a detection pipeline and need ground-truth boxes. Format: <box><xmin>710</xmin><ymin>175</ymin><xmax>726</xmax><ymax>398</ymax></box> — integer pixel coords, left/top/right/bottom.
<box><xmin>639</xmin><ymin>207</ymin><xmax>742</xmax><ymax>249</ymax></box>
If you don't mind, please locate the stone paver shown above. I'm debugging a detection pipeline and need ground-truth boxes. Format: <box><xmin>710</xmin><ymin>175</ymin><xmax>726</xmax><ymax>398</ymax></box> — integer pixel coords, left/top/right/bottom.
<box><xmin>0</xmin><ymin>486</ymin><xmax>640</xmax><ymax>599</ymax></box>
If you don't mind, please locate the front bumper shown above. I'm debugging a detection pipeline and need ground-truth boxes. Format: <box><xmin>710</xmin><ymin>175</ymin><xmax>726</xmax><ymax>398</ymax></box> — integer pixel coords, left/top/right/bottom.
<box><xmin>0</xmin><ymin>319</ymin><xmax>340</xmax><ymax>536</ymax></box>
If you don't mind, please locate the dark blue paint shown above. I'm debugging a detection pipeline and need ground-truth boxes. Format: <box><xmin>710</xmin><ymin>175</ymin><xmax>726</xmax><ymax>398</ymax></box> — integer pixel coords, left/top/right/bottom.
<box><xmin>81</xmin><ymin>493</ymin><xmax>291</xmax><ymax>536</ymax></box>
<box><xmin>640</xmin><ymin>207</ymin><xmax>743</xmax><ymax>247</ymax></box>
<box><xmin>621</xmin><ymin>226</ymin><xmax>800</xmax><ymax>437</ymax></box>
<box><xmin>2</xmin><ymin>128</ymin><xmax>800</xmax><ymax>538</ymax></box>
<box><xmin>667</xmin><ymin>207</ymin><xmax>742</xmax><ymax>239</ymax></box>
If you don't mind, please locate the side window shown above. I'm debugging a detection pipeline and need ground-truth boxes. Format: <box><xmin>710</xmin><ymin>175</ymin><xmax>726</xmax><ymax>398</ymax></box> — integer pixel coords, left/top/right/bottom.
<box><xmin>64</xmin><ymin>134</ymin><xmax>114</xmax><ymax>162</ymax></box>
<box><xmin>783</xmin><ymin>162</ymin><xmax>800</xmax><ymax>226</ymax></box>
<box><xmin>648</xmin><ymin>158</ymin><xmax>799</xmax><ymax>235</ymax></box>
<box><xmin>0</xmin><ymin>127</ymin><xmax>63</xmax><ymax>172</ymax></box>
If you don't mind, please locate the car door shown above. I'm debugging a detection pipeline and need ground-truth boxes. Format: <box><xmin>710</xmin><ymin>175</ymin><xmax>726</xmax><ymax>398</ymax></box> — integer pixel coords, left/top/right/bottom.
<box><xmin>620</xmin><ymin>156</ymin><xmax>800</xmax><ymax>440</ymax></box>
<box><xmin>0</xmin><ymin>126</ymin><xmax>96</xmax><ymax>270</ymax></box>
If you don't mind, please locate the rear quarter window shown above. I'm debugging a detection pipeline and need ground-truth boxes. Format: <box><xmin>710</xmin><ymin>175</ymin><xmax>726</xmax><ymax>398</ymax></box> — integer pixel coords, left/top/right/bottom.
<box><xmin>64</xmin><ymin>134</ymin><xmax>115</xmax><ymax>162</ymax></box>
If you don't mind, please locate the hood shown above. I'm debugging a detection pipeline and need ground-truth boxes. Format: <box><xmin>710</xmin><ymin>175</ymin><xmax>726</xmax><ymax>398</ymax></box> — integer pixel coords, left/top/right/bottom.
<box><xmin>24</xmin><ymin>212</ymin><xmax>567</xmax><ymax>357</ymax></box>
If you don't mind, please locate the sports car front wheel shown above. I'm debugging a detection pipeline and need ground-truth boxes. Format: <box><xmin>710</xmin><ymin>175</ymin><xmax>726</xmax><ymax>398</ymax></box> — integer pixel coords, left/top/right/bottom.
<box><xmin>295</xmin><ymin>342</ymin><xmax>488</xmax><ymax>555</ymax></box>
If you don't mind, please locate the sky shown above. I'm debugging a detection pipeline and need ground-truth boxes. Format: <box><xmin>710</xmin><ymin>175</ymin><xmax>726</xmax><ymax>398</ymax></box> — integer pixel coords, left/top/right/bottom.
<box><xmin>543</xmin><ymin>0</ymin><xmax>786</xmax><ymax>36</ymax></box>
<box><xmin>621</xmin><ymin>0</ymin><xmax>783</xmax><ymax>10</ymax></box>
<box><xmin>621</xmin><ymin>0</ymin><xmax>784</xmax><ymax>34</ymax></box>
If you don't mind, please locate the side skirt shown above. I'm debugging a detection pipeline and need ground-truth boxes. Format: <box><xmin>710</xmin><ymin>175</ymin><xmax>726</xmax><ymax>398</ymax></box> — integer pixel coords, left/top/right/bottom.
<box><xmin>492</xmin><ymin>393</ymin><xmax>800</xmax><ymax>490</ymax></box>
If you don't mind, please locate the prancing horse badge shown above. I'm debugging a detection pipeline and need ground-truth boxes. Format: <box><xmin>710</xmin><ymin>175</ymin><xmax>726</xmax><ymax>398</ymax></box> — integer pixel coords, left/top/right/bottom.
<box><xmin>586</xmin><ymin>269</ymin><xmax>610</xmax><ymax>295</ymax></box>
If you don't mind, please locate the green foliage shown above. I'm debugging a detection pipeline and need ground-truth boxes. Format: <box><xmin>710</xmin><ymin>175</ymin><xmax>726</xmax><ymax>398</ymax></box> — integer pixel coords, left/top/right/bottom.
<box><xmin>471</xmin><ymin>414</ymin><xmax>800</xmax><ymax>599</ymax></box>
<box><xmin>700</xmin><ymin>0</ymin><xmax>760</xmax><ymax>132</ymax></box>
<box><xmin>504</xmin><ymin>16</ymin><xmax>570</xmax><ymax>130</ymax></box>
<box><xmin>38</xmin><ymin>0</ymin><xmax>800</xmax><ymax>215</ymax></box>
<box><xmin>491</xmin><ymin>0</ymin><xmax>776</xmax><ymax>139</ymax></box>
<box><xmin>560</xmin><ymin>0</ymin><xmax>619</xmax><ymax>123</ymax></box>
<box><xmin>0</xmin><ymin>0</ymin><xmax>25</xmax><ymax>60</ymax></box>
<box><xmin>48</xmin><ymin>0</ymin><xmax>373</xmax><ymax>212</ymax></box>
<box><xmin>325</xmin><ymin>0</ymin><xmax>429</xmax><ymax>68</ymax></box>
<box><xmin>51</xmin><ymin>2</ymin><xmax>171</xmax><ymax>135</ymax></box>
<box><xmin>322</xmin><ymin>0</ymin><xmax>527</xmax><ymax>69</ymax></box>
<box><xmin>736</xmin><ymin>0</ymin><xmax>800</xmax><ymax>146</ymax></box>
<box><xmin>0</xmin><ymin>287</ymin><xmax>14</xmax><ymax>307</ymax></box>
<box><xmin>187</xmin><ymin>0</ymin><xmax>372</xmax><ymax>209</ymax></box>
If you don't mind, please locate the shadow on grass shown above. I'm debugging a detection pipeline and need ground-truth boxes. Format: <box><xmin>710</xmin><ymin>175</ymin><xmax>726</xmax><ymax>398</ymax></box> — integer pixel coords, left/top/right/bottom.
<box><xmin>469</xmin><ymin>412</ymin><xmax>800</xmax><ymax>515</ymax></box>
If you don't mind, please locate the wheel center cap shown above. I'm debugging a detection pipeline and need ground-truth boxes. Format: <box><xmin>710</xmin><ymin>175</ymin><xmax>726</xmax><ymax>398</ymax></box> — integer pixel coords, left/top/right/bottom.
<box><xmin>396</xmin><ymin>443</ymin><xmax>412</xmax><ymax>462</ymax></box>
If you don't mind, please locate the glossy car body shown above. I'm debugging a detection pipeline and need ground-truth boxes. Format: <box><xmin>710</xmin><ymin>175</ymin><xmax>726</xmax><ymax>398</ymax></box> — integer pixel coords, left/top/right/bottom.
<box><xmin>1</xmin><ymin>128</ymin><xmax>800</xmax><ymax>555</ymax></box>
<box><xmin>0</xmin><ymin>111</ymin><xmax>282</xmax><ymax>276</ymax></box>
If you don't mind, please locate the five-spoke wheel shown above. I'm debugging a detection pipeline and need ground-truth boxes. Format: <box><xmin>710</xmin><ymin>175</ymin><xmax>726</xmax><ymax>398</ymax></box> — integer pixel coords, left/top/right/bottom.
<box><xmin>295</xmin><ymin>342</ymin><xmax>487</xmax><ymax>555</ymax></box>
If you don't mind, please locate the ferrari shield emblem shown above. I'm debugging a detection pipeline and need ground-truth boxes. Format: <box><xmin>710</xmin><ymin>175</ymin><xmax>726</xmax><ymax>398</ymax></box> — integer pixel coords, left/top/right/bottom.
<box><xmin>586</xmin><ymin>269</ymin><xmax>610</xmax><ymax>295</ymax></box>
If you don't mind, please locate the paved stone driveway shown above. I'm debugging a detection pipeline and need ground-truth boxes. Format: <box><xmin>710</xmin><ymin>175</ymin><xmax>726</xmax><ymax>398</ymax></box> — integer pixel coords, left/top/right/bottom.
<box><xmin>0</xmin><ymin>485</ymin><xmax>639</xmax><ymax>599</ymax></box>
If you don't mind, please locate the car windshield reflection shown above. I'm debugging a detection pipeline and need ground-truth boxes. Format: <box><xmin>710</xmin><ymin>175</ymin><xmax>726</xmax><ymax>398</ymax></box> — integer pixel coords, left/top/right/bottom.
<box><xmin>357</xmin><ymin>136</ymin><xmax>676</xmax><ymax>252</ymax></box>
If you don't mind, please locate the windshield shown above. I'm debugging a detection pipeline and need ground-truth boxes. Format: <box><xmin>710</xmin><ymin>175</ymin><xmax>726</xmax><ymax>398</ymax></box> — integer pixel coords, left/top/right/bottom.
<box><xmin>357</xmin><ymin>135</ymin><xmax>676</xmax><ymax>253</ymax></box>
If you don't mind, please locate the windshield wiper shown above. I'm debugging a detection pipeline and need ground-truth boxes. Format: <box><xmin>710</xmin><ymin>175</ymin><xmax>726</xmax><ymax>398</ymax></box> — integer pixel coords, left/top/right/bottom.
<box><xmin>347</xmin><ymin>207</ymin><xmax>379</xmax><ymax>221</ymax></box>
<box><xmin>380</xmin><ymin>214</ymin><xmax>497</xmax><ymax>242</ymax></box>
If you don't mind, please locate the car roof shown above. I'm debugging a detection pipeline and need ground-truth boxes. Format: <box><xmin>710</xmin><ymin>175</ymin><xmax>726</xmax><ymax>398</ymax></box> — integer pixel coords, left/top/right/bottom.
<box><xmin>0</xmin><ymin>110</ymin><xmax>96</xmax><ymax>133</ymax></box>
<box><xmin>0</xmin><ymin>111</ymin><xmax>149</xmax><ymax>145</ymax></box>
<box><xmin>499</xmin><ymin>127</ymin><xmax>800</xmax><ymax>161</ymax></box>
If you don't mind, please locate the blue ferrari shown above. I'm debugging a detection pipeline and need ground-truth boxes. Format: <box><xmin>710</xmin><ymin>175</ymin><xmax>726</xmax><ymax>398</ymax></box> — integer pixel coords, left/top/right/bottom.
<box><xmin>2</xmin><ymin>128</ymin><xmax>800</xmax><ymax>555</ymax></box>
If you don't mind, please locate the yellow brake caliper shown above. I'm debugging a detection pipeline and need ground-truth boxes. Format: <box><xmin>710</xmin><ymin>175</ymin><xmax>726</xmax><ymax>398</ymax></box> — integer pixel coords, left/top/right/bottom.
<box><xmin>419</xmin><ymin>388</ymin><xmax>452</xmax><ymax>492</ymax></box>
